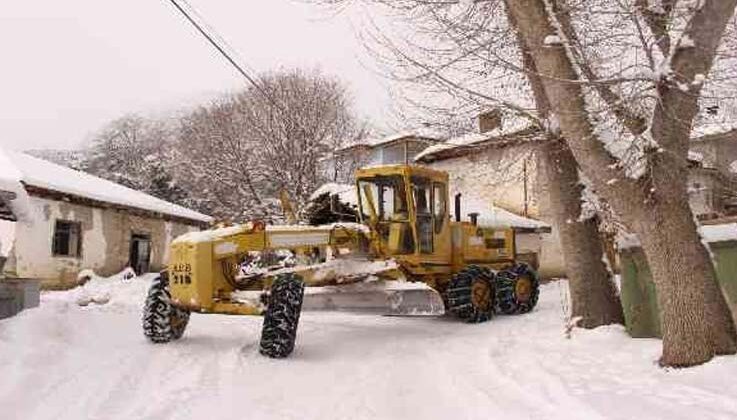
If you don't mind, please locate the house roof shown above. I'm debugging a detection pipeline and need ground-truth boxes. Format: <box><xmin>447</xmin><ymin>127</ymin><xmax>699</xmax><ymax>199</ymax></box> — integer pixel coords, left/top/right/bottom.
<box><xmin>461</xmin><ymin>195</ymin><xmax>550</xmax><ymax>231</ymax></box>
<box><xmin>0</xmin><ymin>148</ymin><xmax>212</xmax><ymax>224</ymax></box>
<box><xmin>338</xmin><ymin>131</ymin><xmax>442</xmax><ymax>153</ymax></box>
<box><xmin>415</xmin><ymin>124</ymin><xmax>543</xmax><ymax>163</ymax></box>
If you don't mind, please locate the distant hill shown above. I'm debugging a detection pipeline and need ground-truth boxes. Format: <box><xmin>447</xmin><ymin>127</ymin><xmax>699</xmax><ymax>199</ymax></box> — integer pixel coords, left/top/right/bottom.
<box><xmin>24</xmin><ymin>149</ymin><xmax>87</xmax><ymax>170</ymax></box>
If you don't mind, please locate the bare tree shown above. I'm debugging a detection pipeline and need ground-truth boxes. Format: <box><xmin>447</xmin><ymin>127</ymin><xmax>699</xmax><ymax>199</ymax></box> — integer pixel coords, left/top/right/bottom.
<box><xmin>175</xmin><ymin>99</ymin><xmax>272</xmax><ymax>221</ymax></box>
<box><xmin>174</xmin><ymin>68</ymin><xmax>365</xmax><ymax>222</ymax></box>
<box><xmin>83</xmin><ymin>114</ymin><xmax>189</xmax><ymax>206</ymax></box>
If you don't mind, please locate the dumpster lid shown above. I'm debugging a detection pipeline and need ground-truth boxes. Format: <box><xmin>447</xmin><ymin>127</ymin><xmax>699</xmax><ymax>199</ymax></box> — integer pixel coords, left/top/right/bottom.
<box><xmin>618</xmin><ymin>222</ymin><xmax>737</xmax><ymax>250</ymax></box>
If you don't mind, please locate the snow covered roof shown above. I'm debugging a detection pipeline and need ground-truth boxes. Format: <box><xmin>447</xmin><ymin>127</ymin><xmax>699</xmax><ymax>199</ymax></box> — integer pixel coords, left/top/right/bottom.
<box><xmin>415</xmin><ymin>124</ymin><xmax>541</xmax><ymax>162</ymax></box>
<box><xmin>461</xmin><ymin>196</ymin><xmax>550</xmax><ymax>231</ymax></box>
<box><xmin>338</xmin><ymin>131</ymin><xmax>441</xmax><ymax>152</ymax></box>
<box><xmin>0</xmin><ymin>148</ymin><xmax>212</xmax><ymax>224</ymax></box>
<box><xmin>310</xmin><ymin>183</ymin><xmax>359</xmax><ymax>207</ymax></box>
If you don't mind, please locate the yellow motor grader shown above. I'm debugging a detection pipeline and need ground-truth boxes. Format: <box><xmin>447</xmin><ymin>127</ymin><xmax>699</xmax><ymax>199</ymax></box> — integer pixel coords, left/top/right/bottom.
<box><xmin>142</xmin><ymin>164</ymin><xmax>540</xmax><ymax>358</ymax></box>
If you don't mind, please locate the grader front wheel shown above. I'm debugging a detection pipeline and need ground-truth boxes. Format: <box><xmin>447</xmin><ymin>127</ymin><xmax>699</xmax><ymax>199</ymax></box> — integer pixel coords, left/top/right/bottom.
<box><xmin>445</xmin><ymin>266</ymin><xmax>496</xmax><ymax>323</ymax></box>
<box><xmin>142</xmin><ymin>273</ymin><xmax>191</xmax><ymax>343</ymax></box>
<box><xmin>259</xmin><ymin>273</ymin><xmax>305</xmax><ymax>358</ymax></box>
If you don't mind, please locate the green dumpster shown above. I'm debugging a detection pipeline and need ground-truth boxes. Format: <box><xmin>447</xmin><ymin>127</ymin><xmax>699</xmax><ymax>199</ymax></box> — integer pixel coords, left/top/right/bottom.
<box><xmin>619</xmin><ymin>222</ymin><xmax>737</xmax><ymax>338</ymax></box>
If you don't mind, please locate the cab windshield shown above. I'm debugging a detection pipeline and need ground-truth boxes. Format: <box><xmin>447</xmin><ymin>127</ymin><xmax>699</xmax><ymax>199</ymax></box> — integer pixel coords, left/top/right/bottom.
<box><xmin>358</xmin><ymin>174</ymin><xmax>414</xmax><ymax>255</ymax></box>
<box><xmin>358</xmin><ymin>175</ymin><xmax>409</xmax><ymax>222</ymax></box>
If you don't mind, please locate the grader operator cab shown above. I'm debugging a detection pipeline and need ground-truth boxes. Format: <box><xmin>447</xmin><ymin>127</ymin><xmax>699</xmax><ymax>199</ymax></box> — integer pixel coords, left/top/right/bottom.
<box><xmin>142</xmin><ymin>165</ymin><xmax>540</xmax><ymax>358</ymax></box>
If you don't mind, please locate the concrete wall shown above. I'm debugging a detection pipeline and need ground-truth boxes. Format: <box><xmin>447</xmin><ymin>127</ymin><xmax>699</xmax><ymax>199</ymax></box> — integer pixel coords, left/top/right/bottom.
<box><xmin>0</xmin><ymin>220</ymin><xmax>14</xmax><ymax>257</ymax></box>
<box><xmin>5</xmin><ymin>196</ymin><xmax>197</xmax><ymax>288</ymax></box>
<box><xmin>427</xmin><ymin>144</ymin><xmax>539</xmax><ymax>217</ymax></box>
<box><xmin>688</xmin><ymin>169</ymin><xmax>721</xmax><ymax>216</ymax></box>
<box><xmin>691</xmin><ymin>130</ymin><xmax>737</xmax><ymax>174</ymax></box>
<box><xmin>426</xmin><ymin>144</ymin><xmax>566</xmax><ymax>278</ymax></box>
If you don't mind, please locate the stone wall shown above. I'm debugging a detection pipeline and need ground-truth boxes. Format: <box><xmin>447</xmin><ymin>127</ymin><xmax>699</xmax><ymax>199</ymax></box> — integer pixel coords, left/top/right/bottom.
<box><xmin>5</xmin><ymin>196</ymin><xmax>198</xmax><ymax>289</ymax></box>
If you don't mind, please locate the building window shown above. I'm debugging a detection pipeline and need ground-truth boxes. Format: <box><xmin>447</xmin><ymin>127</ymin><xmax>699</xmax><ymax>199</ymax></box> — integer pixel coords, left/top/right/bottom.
<box><xmin>52</xmin><ymin>220</ymin><xmax>82</xmax><ymax>257</ymax></box>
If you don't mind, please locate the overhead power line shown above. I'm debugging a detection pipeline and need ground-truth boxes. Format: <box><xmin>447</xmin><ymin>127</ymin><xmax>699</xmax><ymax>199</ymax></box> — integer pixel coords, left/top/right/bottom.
<box><xmin>165</xmin><ymin>0</ymin><xmax>290</xmax><ymax>116</ymax></box>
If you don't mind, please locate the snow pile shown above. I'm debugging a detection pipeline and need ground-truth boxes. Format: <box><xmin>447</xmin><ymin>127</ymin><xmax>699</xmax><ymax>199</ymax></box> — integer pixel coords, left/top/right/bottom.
<box><xmin>3</xmin><ymin>150</ymin><xmax>212</xmax><ymax>223</ymax></box>
<box><xmin>310</xmin><ymin>182</ymin><xmax>358</xmax><ymax>206</ymax></box>
<box><xmin>266</xmin><ymin>223</ymin><xmax>369</xmax><ymax>234</ymax></box>
<box><xmin>173</xmin><ymin>224</ymin><xmax>248</xmax><ymax>244</ymax></box>
<box><xmin>43</xmin><ymin>269</ymin><xmax>155</xmax><ymax>311</ymax></box>
<box><xmin>174</xmin><ymin>222</ymin><xmax>370</xmax><ymax>245</ymax></box>
<box><xmin>311</xmin><ymin>258</ymin><xmax>398</xmax><ymax>282</ymax></box>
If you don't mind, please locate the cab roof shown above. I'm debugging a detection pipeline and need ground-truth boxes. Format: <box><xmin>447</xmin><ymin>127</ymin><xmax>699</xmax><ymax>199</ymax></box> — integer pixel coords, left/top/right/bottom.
<box><xmin>355</xmin><ymin>164</ymin><xmax>449</xmax><ymax>182</ymax></box>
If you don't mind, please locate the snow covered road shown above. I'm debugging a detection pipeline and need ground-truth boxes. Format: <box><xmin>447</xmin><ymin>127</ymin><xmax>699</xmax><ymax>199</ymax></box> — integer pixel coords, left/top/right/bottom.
<box><xmin>2</xmin><ymin>276</ymin><xmax>737</xmax><ymax>420</ymax></box>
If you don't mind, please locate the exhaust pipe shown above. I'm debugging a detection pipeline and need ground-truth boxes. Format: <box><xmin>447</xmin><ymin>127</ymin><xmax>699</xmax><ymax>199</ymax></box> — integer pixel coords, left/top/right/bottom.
<box><xmin>455</xmin><ymin>193</ymin><xmax>462</xmax><ymax>222</ymax></box>
<box><xmin>469</xmin><ymin>212</ymin><xmax>479</xmax><ymax>226</ymax></box>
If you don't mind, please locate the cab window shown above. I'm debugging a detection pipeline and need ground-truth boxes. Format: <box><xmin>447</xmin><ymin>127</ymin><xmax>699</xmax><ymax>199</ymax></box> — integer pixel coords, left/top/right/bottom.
<box><xmin>358</xmin><ymin>175</ymin><xmax>414</xmax><ymax>254</ymax></box>
<box><xmin>358</xmin><ymin>175</ymin><xmax>409</xmax><ymax>221</ymax></box>
<box><xmin>412</xmin><ymin>177</ymin><xmax>433</xmax><ymax>254</ymax></box>
<box><xmin>433</xmin><ymin>183</ymin><xmax>447</xmax><ymax>234</ymax></box>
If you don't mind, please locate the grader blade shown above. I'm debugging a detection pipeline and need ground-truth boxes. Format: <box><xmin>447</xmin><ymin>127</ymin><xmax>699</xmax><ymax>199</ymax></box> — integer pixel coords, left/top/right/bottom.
<box><xmin>302</xmin><ymin>281</ymin><xmax>445</xmax><ymax>316</ymax></box>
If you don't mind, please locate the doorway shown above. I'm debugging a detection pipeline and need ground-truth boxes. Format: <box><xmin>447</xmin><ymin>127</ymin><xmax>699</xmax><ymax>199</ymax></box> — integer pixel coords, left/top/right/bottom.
<box><xmin>129</xmin><ymin>233</ymin><xmax>151</xmax><ymax>275</ymax></box>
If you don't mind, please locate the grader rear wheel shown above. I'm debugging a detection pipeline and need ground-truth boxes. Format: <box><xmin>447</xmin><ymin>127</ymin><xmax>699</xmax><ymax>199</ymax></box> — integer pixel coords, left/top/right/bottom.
<box><xmin>445</xmin><ymin>265</ymin><xmax>496</xmax><ymax>323</ymax></box>
<box><xmin>259</xmin><ymin>273</ymin><xmax>305</xmax><ymax>358</ymax></box>
<box><xmin>495</xmin><ymin>263</ymin><xmax>540</xmax><ymax>315</ymax></box>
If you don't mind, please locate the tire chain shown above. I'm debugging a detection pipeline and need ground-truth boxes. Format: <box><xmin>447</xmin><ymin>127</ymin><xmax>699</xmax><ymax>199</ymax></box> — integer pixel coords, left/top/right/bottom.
<box><xmin>445</xmin><ymin>265</ymin><xmax>496</xmax><ymax>323</ymax></box>
<box><xmin>259</xmin><ymin>273</ymin><xmax>305</xmax><ymax>358</ymax></box>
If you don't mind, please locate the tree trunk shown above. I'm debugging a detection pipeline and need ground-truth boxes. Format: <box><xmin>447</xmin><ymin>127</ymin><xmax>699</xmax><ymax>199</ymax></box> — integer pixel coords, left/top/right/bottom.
<box><xmin>633</xmin><ymin>190</ymin><xmax>736</xmax><ymax>366</ymax></box>
<box><xmin>503</xmin><ymin>0</ymin><xmax>737</xmax><ymax>366</ymax></box>
<box><xmin>509</xmin><ymin>9</ymin><xmax>624</xmax><ymax>328</ymax></box>
<box><xmin>541</xmin><ymin>139</ymin><xmax>624</xmax><ymax>328</ymax></box>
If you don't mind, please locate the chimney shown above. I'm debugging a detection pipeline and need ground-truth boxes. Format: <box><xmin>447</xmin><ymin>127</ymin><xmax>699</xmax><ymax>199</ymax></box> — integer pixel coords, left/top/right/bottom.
<box><xmin>478</xmin><ymin>109</ymin><xmax>502</xmax><ymax>133</ymax></box>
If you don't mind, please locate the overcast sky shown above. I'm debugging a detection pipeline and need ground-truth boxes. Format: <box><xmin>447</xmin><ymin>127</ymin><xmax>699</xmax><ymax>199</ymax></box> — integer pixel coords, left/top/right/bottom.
<box><xmin>0</xmin><ymin>0</ymin><xmax>392</xmax><ymax>151</ymax></box>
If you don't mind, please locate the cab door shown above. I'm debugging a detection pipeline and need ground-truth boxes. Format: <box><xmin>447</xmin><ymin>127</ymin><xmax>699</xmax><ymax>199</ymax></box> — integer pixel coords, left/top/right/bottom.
<box><xmin>410</xmin><ymin>177</ymin><xmax>451</xmax><ymax>266</ymax></box>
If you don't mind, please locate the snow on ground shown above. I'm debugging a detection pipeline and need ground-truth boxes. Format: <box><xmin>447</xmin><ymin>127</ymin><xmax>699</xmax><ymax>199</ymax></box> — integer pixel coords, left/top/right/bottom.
<box><xmin>2</xmin><ymin>277</ymin><xmax>737</xmax><ymax>420</ymax></box>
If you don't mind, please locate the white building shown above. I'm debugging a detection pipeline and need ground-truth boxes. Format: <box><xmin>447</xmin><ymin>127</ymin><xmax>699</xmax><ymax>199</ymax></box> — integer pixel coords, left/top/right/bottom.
<box><xmin>0</xmin><ymin>149</ymin><xmax>212</xmax><ymax>289</ymax></box>
<box><xmin>323</xmin><ymin>133</ymin><xmax>442</xmax><ymax>183</ymax></box>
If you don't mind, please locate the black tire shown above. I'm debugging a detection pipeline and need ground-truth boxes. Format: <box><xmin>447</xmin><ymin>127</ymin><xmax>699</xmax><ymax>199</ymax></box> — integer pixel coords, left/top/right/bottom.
<box><xmin>495</xmin><ymin>263</ymin><xmax>540</xmax><ymax>315</ymax></box>
<box><xmin>259</xmin><ymin>273</ymin><xmax>305</xmax><ymax>358</ymax></box>
<box><xmin>142</xmin><ymin>273</ymin><xmax>190</xmax><ymax>343</ymax></box>
<box><xmin>445</xmin><ymin>265</ymin><xmax>496</xmax><ymax>323</ymax></box>
<box><xmin>170</xmin><ymin>306</ymin><xmax>191</xmax><ymax>340</ymax></box>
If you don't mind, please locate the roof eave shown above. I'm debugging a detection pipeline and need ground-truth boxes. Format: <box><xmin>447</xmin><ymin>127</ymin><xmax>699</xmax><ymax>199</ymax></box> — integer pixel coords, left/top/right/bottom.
<box><xmin>22</xmin><ymin>183</ymin><xmax>211</xmax><ymax>226</ymax></box>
